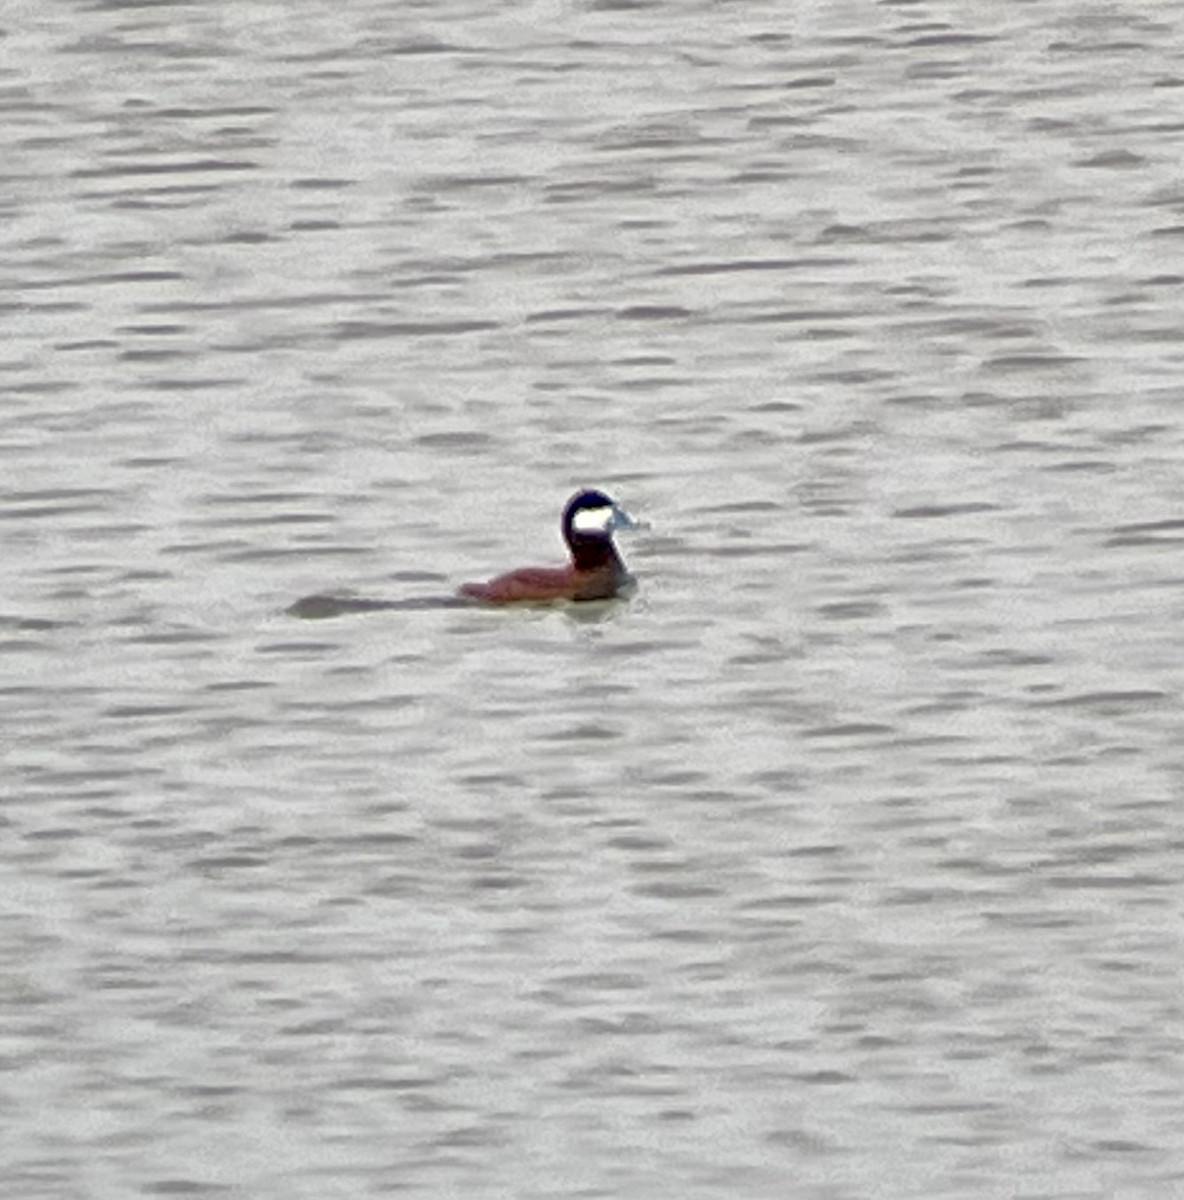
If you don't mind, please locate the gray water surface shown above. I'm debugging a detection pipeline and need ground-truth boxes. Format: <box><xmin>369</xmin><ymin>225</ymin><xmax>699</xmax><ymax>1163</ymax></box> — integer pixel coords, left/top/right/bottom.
<box><xmin>5</xmin><ymin>2</ymin><xmax>1184</xmax><ymax>1197</ymax></box>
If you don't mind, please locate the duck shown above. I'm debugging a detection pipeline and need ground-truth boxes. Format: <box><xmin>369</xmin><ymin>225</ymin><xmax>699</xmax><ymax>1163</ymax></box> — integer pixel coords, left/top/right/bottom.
<box><xmin>458</xmin><ymin>489</ymin><xmax>639</xmax><ymax>604</ymax></box>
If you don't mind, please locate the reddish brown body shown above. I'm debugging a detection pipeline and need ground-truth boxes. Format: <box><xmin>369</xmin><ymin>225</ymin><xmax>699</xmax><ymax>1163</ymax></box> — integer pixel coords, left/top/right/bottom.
<box><xmin>459</xmin><ymin>563</ymin><xmax>624</xmax><ymax>604</ymax></box>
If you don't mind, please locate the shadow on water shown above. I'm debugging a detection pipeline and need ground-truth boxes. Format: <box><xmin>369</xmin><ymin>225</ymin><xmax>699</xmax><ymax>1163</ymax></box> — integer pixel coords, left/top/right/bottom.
<box><xmin>287</xmin><ymin>594</ymin><xmax>474</xmax><ymax>619</ymax></box>
<box><xmin>287</xmin><ymin>593</ymin><xmax>633</xmax><ymax>622</ymax></box>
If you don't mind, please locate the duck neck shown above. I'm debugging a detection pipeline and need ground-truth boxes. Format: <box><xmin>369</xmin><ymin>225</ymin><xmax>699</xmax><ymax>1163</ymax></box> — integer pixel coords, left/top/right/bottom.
<box><xmin>569</xmin><ymin>534</ymin><xmax>622</xmax><ymax>573</ymax></box>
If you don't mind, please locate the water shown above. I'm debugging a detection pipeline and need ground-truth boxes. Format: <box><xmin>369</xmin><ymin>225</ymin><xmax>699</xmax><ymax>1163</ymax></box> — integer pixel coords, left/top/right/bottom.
<box><xmin>4</xmin><ymin>1</ymin><xmax>1184</xmax><ymax>1196</ymax></box>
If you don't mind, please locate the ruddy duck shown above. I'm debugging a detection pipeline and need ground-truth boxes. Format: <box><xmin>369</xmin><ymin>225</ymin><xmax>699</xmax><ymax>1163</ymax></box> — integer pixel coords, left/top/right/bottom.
<box><xmin>458</xmin><ymin>489</ymin><xmax>639</xmax><ymax>604</ymax></box>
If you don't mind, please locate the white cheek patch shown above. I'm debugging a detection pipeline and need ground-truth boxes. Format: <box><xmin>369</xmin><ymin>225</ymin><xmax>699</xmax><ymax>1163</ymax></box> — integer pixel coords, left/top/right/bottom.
<box><xmin>571</xmin><ymin>504</ymin><xmax>614</xmax><ymax>534</ymax></box>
